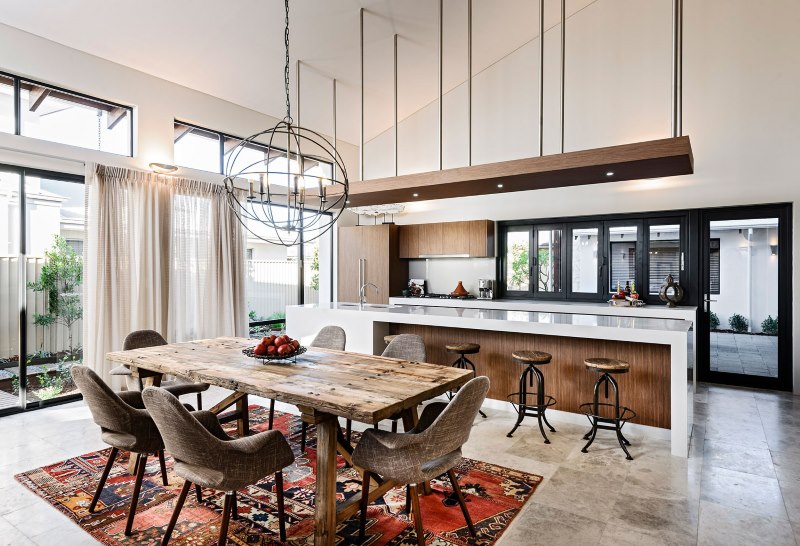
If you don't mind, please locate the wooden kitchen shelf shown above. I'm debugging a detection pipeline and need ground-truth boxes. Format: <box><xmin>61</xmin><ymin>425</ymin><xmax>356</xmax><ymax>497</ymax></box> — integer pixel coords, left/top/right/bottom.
<box><xmin>399</xmin><ymin>220</ymin><xmax>494</xmax><ymax>259</ymax></box>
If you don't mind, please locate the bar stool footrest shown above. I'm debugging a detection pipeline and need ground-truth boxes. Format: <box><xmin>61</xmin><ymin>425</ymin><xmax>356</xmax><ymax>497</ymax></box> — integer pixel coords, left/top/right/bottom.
<box><xmin>507</xmin><ymin>392</ymin><xmax>557</xmax><ymax>414</ymax></box>
<box><xmin>579</xmin><ymin>402</ymin><xmax>636</xmax><ymax>423</ymax></box>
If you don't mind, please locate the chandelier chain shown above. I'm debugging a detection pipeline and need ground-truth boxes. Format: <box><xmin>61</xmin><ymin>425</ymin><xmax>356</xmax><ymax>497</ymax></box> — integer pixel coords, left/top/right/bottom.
<box><xmin>284</xmin><ymin>0</ymin><xmax>292</xmax><ymax>123</ymax></box>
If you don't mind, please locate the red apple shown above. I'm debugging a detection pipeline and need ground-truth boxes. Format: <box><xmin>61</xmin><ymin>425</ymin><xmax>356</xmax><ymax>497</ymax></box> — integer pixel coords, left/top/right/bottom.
<box><xmin>266</xmin><ymin>345</ymin><xmax>277</xmax><ymax>356</ymax></box>
<box><xmin>277</xmin><ymin>344</ymin><xmax>292</xmax><ymax>356</ymax></box>
<box><xmin>290</xmin><ymin>340</ymin><xmax>300</xmax><ymax>350</ymax></box>
<box><xmin>274</xmin><ymin>336</ymin><xmax>287</xmax><ymax>347</ymax></box>
<box><xmin>253</xmin><ymin>342</ymin><xmax>268</xmax><ymax>356</ymax></box>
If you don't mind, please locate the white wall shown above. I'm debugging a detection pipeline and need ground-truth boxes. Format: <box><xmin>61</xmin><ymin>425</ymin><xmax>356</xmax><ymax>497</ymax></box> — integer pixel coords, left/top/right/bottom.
<box><xmin>362</xmin><ymin>0</ymin><xmax>800</xmax><ymax>391</ymax></box>
<box><xmin>0</xmin><ymin>22</ymin><xmax>359</xmax><ymax>184</ymax></box>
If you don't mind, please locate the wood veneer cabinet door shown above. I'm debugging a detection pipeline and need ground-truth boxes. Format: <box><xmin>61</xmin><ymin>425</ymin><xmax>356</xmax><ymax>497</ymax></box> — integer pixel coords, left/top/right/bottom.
<box><xmin>442</xmin><ymin>221</ymin><xmax>471</xmax><ymax>255</ymax></box>
<box><xmin>399</xmin><ymin>224</ymin><xmax>420</xmax><ymax>258</ymax></box>
<box><xmin>337</xmin><ymin>225</ymin><xmax>407</xmax><ymax>303</ymax></box>
<box><xmin>469</xmin><ymin>220</ymin><xmax>495</xmax><ymax>257</ymax></box>
<box><xmin>419</xmin><ymin>223</ymin><xmax>443</xmax><ymax>256</ymax></box>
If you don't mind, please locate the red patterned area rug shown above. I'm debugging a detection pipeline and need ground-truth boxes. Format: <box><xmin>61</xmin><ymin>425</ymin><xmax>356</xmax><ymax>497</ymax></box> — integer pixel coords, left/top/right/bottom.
<box><xmin>15</xmin><ymin>406</ymin><xmax>542</xmax><ymax>545</ymax></box>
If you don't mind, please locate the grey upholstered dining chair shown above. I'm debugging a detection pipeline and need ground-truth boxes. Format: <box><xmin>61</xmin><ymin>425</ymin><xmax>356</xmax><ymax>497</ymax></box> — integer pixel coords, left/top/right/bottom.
<box><xmin>110</xmin><ymin>329</ymin><xmax>210</xmax><ymax>408</ymax></box>
<box><xmin>142</xmin><ymin>387</ymin><xmax>296</xmax><ymax>544</ymax></box>
<box><xmin>377</xmin><ymin>333</ymin><xmax>427</xmax><ymax>432</ymax></box>
<box><xmin>71</xmin><ymin>365</ymin><xmax>175</xmax><ymax>536</ymax></box>
<box><xmin>352</xmin><ymin>376</ymin><xmax>489</xmax><ymax>546</ymax></box>
<box><xmin>297</xmin><ymin>325</ymin><xmax>348</xmax><ymax>451</ymax></box>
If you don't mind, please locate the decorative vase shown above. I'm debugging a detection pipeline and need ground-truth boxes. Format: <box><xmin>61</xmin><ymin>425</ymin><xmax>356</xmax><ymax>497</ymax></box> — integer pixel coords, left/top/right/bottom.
<box><xmin>451</xmin><ymin>281</ymin><xmax>469</xmax><ymax>297</ymax></box>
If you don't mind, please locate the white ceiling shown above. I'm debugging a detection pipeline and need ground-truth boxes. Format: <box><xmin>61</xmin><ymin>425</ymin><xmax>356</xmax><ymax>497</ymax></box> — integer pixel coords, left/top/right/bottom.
<box><xmin>0</xmin><ymin>0</ymin><xmax>590</xmax><ymax>145</ymax></box>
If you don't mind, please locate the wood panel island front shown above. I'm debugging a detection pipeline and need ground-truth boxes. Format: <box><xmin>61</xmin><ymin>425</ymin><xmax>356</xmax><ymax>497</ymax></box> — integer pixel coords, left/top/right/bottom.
<box><xmin>286</xmin><ymin>303</ymin><xmax>693</xmax><ymax>457</ymax></box>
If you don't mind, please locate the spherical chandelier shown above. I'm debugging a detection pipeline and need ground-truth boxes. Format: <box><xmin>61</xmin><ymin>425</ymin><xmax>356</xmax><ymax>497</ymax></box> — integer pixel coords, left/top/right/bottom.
<box><xmin>223</xmin><ymin>0</ymin><xmax>348</xmax><ymax>247</ymax></box>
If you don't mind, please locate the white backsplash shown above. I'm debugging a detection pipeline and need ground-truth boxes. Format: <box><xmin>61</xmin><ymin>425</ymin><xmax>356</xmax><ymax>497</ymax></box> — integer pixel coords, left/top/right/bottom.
<box><xmin>407</xmin><ymin>258</ymin><xmax>497</xmax><ymax>295</ymax></box>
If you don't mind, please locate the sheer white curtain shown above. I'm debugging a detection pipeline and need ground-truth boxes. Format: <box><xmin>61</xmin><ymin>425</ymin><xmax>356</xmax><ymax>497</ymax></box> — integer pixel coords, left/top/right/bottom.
<box><xmin>84</xmin><ymin>164</ymin><xmax>246</xmax><ymax>383</ymax></box>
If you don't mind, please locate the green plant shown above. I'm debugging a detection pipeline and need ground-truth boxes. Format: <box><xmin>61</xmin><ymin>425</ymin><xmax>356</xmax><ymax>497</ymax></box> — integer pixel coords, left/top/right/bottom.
<box><xmin>709</xmin><ymin>311</ymin><xmax>720</xmax><ymax>330</ymax></box>
<box><xmin>27</xmin><ymin>235</ymin><xmax>83</xmax><ymax>358</ymax></box>
<box><xmin>248</xmin><ymin>309</ymin><xmax>259</xmax><ymax>322</ymax></box>
<box><xmin>11</xmin><ymin>373</ymin><xmax>19</xmax><ymax>395</ymax></box>
<box><xmin>310</xmin><ymin>245</ymin><xmax>320</xmax><ymax>291</ymax></box>
<box><xmin>509</xmin><ymin>243</ymin><xmax>529</xmax><ymax>290</ymax></box>
<box><xmin>761</xmin><ymin>315</ymin><xmax>778</xmax><ymax>335</ymax></box>
<box><xmin>728</xmin><ymin>313</ymin><xmax>749</xmax><ymax>333</ymax></box>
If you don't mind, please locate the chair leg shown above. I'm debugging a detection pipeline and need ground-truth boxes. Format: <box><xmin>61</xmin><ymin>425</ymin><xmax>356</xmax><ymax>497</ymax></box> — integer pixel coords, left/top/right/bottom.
<box><xmin>125</xmin><ymin>453</ymin><xmax>148</xmax><ymax>536</ymax></box>
<box><xmin>158</xmin><ymin>450</ymin><xmax>169</xmax><ymax>486</ymax></box>
<box><xmin>218</xmin><ymin>491</ymin><xmax>234</xmax><ymax>546</ymax></box>
<box><xmin>346</xmin><ymin>419</ymin><xmax>353</xmax><ymax>444</ymax></box>
<box><xmin>391</xmin><ymin>420</ymin><xmax>398</xmax><ymax>433</ymax></box>
<box><xmin>89</xmin><ymin>447</ymin><xmax>118</xmax><ymax>513</ymax></box>
<box><xmin>275</xmin><ymin>471</ymin><xmax>286</xmax><ymax>542</ymax></box>
<box><xmin>195</xmin><ymin>484</ymin><xmax>203</xmax><ymax>503</ymax></box>
<box><xmin>268</xmin><ymin>399</ymin><xmax>275</xmax><ymax>430</ymax></box>
<box><xmin>161</xmin><ymin>480</ymin><xmax>191</xmax><ymax>545</ymax></box>
<box><xmin>405</xmin><ymin>484</ymin><xmax>412</xmax><ymax>514</ymax></box>
<box><xmin>408</xmin><ymin>483</ymin><xmax>426</xmax><ymax>546</ymax></box>
<box><xmin>447</xmin><ymin>469</ymin><xmax>476</xmax><ymax>537</ymax></box>
<box><xmin>359</xmin><ymin>470</ymin><xmax>371</xmax><ymax>540</ymax></box>
<box><xmin>231</xmin><ymin>491</ymin><xmax>238</xmax><ymax>520</ymax></box>
<box><xmin>196</xmin><ymin>392</ymin><xmax>203</xmax><ymax>411</ymax></box>
<box><xmin>300</xmin><ymin>421</ymin><xmax>307</xmax><ymax>452</ymax></box>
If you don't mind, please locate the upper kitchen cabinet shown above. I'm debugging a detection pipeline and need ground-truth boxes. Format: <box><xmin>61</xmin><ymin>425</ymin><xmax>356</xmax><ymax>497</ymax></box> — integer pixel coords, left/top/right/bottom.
<box><xmin>399</xmin><ymin>220</ymin><xmax>495</xmax><ymax>259</ymax></box>
<box><xmin>338</xmin><ymin>225</ymin><xmax>408</xmax><ymax>304</ymax></box>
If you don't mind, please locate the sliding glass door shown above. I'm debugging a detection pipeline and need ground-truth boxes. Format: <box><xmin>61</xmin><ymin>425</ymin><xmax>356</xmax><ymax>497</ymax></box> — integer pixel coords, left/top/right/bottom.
<box><xmin>0</xmin><ymin>164</ymin><xmax>85</xmax><ymax>415</ymax></box>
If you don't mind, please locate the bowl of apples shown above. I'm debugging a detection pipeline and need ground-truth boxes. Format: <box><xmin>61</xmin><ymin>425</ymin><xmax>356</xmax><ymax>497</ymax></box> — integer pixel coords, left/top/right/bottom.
<box><xmin>243</xmin><ymin>334</ymin><xmax>306</xmax><ymax>363</ymax></box>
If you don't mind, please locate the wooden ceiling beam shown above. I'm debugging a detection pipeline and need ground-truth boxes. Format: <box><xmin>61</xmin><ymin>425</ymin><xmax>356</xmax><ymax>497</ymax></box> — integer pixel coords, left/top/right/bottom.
<box><xmin>27</xmin><ymin>86</ymin><xmax>51</xmax><ymax>112</ymax></box>
<box><xmin>106</xmin><ymin>107</ymin><xmax>128</xmax><ymax>130</ymax></box>
<box><xmin>335</xmin><ymin>136</ymin><xmax>693</xmax><ymax>207</ymax></box>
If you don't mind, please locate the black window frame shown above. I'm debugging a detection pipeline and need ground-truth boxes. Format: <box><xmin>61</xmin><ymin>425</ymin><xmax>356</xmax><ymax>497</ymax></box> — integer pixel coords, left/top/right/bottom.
<box><xmin>708</xmin><ymin>238</ymin><xmax>721</xmax><ymax>295</ymax></box>
<box><xmin>1</xmin><ymin>70</ymin><xmax>134</xmax><ymax>157</ymax></box>
<box><xmin>502</xmin><ymin>225</ymin><xmax>534</xmax><ymax>297</ymax></box>
<box><xmin>532</xmin><ymin>223</ymin><xmax>566</xmax><ymax>299</ymax></box>
<box><xmin>497</xmin><ymin>210</ymin><xmax>694</xmax><ymax>304</ymax></box>
<box><xmin>645</xmin><ymin>217</ymin><xmax>687</xmax><ymax>296</ymax></box>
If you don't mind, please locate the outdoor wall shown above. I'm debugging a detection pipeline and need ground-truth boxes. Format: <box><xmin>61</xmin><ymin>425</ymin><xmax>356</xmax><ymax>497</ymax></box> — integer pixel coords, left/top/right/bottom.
<box><xmin>362</xmin><ymin>0</ymin><xmax>800</xmax><ymax>392</ymax></box>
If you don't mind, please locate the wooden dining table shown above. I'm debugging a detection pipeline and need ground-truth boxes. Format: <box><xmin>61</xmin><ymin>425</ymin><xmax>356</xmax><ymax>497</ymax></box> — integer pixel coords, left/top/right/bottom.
<box><xmin>106</xmin><ymin>336</ymin><xmax>473</xmax><ymax>546</ymax></box>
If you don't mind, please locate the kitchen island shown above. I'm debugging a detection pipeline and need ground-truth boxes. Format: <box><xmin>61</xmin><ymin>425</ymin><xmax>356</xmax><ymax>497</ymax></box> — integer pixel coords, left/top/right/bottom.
<box><xmin>286</xmin><ymin>302</ymin><xmax>693</xmax><ymax>457</ymax></box>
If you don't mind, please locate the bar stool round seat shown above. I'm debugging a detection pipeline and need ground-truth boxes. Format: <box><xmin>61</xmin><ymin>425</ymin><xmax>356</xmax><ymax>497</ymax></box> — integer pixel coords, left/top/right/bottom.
<box><xmin>446</xmin><ymin>342</ymin><xmax>480</xmax><ymax>355</ymax></box>
<box><xmin>383</xmin><ymin>334</ymin><xmax>399</xmax><ymax>345</ymax></box>
<box><xmin>512</xmin><ymin>350</ymin><xmax>553</xmax><ymax>365</ymax></box>
<box><xmin>446</xmin><ymin>342</ymin><xmax>486</xmax><ymax>418</ymax></box>
<box><xmin>579</xmin><ymin>356</ymin><xmax>636</xmax><ymax>460</ymax></box>
<box><xmin>584</xmin><ymin>357</ymin><xmax>629</xmax><ymax>372</ymax></box>
<box><xmin>507</xmin><ymin>350</ymin><xmax>556</xmax><ymax>442</ymax></box>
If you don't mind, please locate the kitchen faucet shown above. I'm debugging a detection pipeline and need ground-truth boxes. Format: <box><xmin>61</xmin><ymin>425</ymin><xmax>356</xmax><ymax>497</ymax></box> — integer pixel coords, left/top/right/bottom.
<box><xmin>359</xmin><ymin>282</ymin><xmax>379</xmax><ymax>308</ymax></box>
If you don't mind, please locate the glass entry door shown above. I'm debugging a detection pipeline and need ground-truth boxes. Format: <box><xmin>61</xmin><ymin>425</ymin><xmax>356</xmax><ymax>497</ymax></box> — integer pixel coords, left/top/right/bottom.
<box><xmin>699</xmin><ymin>205</ymin><xmax>791</xmax><ymax>390</ymax></box>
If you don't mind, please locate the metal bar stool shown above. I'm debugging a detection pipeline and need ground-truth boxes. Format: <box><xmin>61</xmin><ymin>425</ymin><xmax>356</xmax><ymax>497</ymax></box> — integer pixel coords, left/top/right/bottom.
<box><xmin>506</xmin><ymin>350</ymin><xmax>556</xmax><ymax>443</ymax></box>
<box><xmin>579</xmin><ymin>357</ymin><xmax>637</xmax><ymax>460</ymax></box>
<box><xmin>445</xmin><ymin>343</ymin><xmax>487</xmax><ymax>418</ymax></box>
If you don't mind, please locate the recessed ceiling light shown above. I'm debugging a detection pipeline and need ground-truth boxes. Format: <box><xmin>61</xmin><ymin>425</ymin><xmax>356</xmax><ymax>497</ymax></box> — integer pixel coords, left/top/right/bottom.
<box><xmin>412</xmin><ymin>193</ymin><xmax>419</xmax><ymax>197</ymax></box>
<box><xmin>149</xmin><ymin>162</ymin><xmax>178</xmax><ymax>174</ymax></box>
<box><xmin>497</xmin><ymin>183</ymin><xmax>504</xmax><ymax>188</ymax></box>
<box><xmin>606</xmin><ymin>171</ymin><xmax>615</xmax><ymax>177</ymax></box>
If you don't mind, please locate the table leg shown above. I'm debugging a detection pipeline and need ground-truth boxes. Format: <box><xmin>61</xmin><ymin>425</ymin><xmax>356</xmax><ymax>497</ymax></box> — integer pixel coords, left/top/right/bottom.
<box><xmin>235</xmin><ymin>394</ymin><xmax>250</xmax><ymax>437</ymax></box>
<box><xmin>314</xmin><ymin>413</ymin><xmax>338</xmax><ymax>546</ymax></box>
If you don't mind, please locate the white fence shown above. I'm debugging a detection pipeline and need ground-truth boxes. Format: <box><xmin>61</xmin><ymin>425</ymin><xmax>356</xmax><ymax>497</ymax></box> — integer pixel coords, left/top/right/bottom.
<box><xmin>246</xmin><ymin>260</ymin><xmax>318</xmax><ymax>320</ymax></box>
<box><xmin>0</xmin><ymin>256</ymin><xmax>83</xmax><ymax>361</ymax></box>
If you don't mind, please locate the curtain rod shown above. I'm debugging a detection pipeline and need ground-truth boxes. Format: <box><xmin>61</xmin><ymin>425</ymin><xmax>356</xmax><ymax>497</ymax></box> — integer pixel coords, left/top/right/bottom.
<box><xmin>0</xmin><ymin>145</ymin><xmax>87</xmax><ymax>165</ymax></box>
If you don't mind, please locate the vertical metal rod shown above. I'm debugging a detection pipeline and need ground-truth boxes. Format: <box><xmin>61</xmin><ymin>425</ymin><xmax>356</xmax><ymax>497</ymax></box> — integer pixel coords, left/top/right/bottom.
<box><xmin>671</xmin><ymin>0</ymin><xmax>683</xmax><ymax>137</ymax></box>
<box><xmin>538</xmin><ymin>0</ymin><xmax>544</xmax><ymax>156</ymax></box>
<box><xmin>394</xmin><ymin>33</ymin><xmax>399</xmax><ymax>177</ymax></box>
<box><xmin>467</xmin><ymin>0</ymin><xmax>472</xmax><ymax>166</ymax></box>
<box><xmin>17</xmin><ymin>168</ymin><xmax>27</xmax><ymax>410</ymax></box>
<box><xmin>438</xmin><ymin>0</ymin><xmax>443</xmax><ymax>170</ymax></box>
<box><xmin>296</xmin><ymin>60</ymin><xmax>301</xmax><ymax>127</ymax></box>
<box><xmin>560</xmin><ymin>0</ymin><xmax>565</xmax><ymax>153</ymax></box>
<box><xmin>332</xmin><ymin>78</ymin><xmax>338</xmax><ymax>182</ymax></box>
<box><xmin>359</xmin><ymin>8</ymin><xmax>365</xmax><ymax>181</ymax></box>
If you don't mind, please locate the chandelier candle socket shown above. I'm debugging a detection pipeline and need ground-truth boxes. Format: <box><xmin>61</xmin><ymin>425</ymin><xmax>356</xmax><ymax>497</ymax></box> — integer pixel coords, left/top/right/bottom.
<box><xmin>223</xmin><ymin>0</ymin><xmax>348</xmax><ymax>246</ymax></box>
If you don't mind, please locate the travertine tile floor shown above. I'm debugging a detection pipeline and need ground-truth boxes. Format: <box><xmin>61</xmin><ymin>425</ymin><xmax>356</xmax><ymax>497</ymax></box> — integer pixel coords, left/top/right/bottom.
<box><xmin>1</xmin><ymin>382</ymin><xmax>799</xmax><ymax>545</ymax></box>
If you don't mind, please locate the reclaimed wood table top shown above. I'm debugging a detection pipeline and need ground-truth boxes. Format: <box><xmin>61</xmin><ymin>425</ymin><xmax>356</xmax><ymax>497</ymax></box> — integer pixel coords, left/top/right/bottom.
<box><xmin>106</xmin><ymin>336</ymin><xmax>473</xmax><ymax>423</ymax></box>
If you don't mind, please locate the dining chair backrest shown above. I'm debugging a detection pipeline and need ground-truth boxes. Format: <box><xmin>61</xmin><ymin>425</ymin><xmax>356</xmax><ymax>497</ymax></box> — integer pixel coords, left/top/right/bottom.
<box><xmin>381</xmin><ymin>333</ymin><xmax>426</xmax><ymax>362</ymax></box>
<box><xmin>420</xmin><ymin>376</ymin><xmax>489</xmax><ymax>458</ymax></box>
<box><xmin>310</xmin><ymin>325</ymin><xmax>346</xmax><ymax>351</ymax></box>
<box><xmin>124</xmin><ymin>330</ymin><xmax>168</xmax><ymax>350</ymax></box>
<box><xmin>71</xmin><ymin>365</ymin><xmax>141</xmax><ymax>434</ymax></box>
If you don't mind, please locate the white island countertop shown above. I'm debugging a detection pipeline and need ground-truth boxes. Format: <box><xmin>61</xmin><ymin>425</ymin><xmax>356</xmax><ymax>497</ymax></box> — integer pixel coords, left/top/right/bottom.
<box><xmin>388</xmin><ymin>297</ymin><xmax>697</xmax><ymax>322</ymax></box>
<box><xmin>286</xmin><ymin>302</ymin><xmax>693</xmax><ymax>457</ymax></box>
